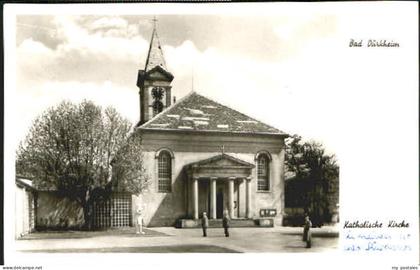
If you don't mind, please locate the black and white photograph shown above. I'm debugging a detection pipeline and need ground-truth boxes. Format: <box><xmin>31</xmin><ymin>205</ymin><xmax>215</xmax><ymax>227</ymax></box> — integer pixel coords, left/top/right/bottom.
<box><xmin>2</xmin><ymin>2</ymin><xmax>419</xmax><ymax>269</ymax></box>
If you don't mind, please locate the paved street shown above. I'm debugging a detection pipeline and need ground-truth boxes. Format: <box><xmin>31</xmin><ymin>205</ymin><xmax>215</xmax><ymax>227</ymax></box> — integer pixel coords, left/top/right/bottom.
<box><xmin>16</xmin><ymin>226</ymin><xmax>339</xmax><ymax>253</ymax></box>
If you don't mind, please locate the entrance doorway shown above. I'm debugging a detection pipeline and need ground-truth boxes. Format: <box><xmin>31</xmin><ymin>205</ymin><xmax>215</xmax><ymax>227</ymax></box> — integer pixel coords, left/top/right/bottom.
<box><xmin>216</xmin><ymin>189</ymin><xmax>224</xmax><ymax>218</ymax></box>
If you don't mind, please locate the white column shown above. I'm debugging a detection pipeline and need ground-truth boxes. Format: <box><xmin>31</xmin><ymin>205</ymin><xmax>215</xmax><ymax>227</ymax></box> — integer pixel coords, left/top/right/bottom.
<box><xmin>228</xmin><ymin>177</ymin><xmax>235</xmax><ymax>218</ymax></box>
<box><xmin>246</xmin><ymin>177</ymin><xmax>252</xmax><ymax>218</ymax></box>
<box><xmin>192</xmin><ymin>177</ymin><xmax>199</xmax><ymax>219</ymax></box>
<box><xmin>210</xmin><ymin>177</ymin><xmax>217</xmax><ymax>219</ymax></box>
<box><xmin>237</xmin><ymin>180</ymin><xmax>242</xmax><ymax>218</ymax></box>
<box><xmin>239</xmin><ymin>179</ymin><xmax>247</xmax><ymax>218</ymax></box>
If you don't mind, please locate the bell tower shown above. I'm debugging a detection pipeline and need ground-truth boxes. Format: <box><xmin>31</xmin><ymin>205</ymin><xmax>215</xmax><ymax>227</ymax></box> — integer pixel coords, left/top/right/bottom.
<box><xmin>137</xmin><ymin>18</ymin><xmax>174</xmax><ymax>125</ymax></box>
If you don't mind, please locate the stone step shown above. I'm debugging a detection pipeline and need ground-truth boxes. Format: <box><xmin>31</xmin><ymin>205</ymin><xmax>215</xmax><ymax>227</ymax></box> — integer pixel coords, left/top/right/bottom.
<box><xmin>176</xmin><ymin>218</ymin><xmax>273</xmax><ymax>228</ymax></box>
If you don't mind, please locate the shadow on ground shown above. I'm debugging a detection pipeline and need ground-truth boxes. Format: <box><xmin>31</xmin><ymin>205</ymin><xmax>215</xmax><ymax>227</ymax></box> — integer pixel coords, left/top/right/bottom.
<box><xmin>23</xmin><ymin>244</ymin><xmax>241</xmax><ymax>253</ymax></box>
<box><xmin>20</xmin><ymin>227</ymin><xmax>168</xmax><ymax>240</ymax></box>
<box><xmin>281</xmin><ymin>231</ymin><xmax>339</xmax><ymax>238</ymax></box>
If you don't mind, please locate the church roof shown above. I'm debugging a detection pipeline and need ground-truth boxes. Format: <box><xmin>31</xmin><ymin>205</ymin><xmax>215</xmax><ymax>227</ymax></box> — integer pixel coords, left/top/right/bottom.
<box><xmin>144</xmin><ymin>27</ymin><xmax>168</xmax><ymax>72</ymax></box>
<box><xmin>138</xmin><ymin>91</ymin><xmax>287</xmax><ymax>136</ymax></box>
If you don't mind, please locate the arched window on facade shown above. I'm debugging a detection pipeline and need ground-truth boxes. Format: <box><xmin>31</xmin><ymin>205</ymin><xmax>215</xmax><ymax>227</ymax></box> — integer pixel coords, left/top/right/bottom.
<box><xmin>257</xmin><ymin>154</ymin><xmax>270</xmax><ymax>191</ymax></box>
<box><xmin>157</xmin><ymin>150</ymin><xmax>172</xmax><ymax>193</ymax></box>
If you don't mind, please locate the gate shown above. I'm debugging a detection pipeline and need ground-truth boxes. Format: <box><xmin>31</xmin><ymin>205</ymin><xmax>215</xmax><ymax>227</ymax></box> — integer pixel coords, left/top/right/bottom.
<box><xmin>93</xmin><ymin>193</ymin><xmax>132</xmax><ymax>228</ymax></box>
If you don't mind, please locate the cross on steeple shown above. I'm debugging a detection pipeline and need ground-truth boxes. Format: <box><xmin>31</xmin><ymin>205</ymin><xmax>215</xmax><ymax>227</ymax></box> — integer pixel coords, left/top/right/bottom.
<box><xmin>152</xmin><ymin>16</ymin><xmax>158</xmax><ymax>30</ymax></box>
<box><xmin>221</xmin><ymin>145</ymin><xmax>225</xmax><ymax>154</ymax></box>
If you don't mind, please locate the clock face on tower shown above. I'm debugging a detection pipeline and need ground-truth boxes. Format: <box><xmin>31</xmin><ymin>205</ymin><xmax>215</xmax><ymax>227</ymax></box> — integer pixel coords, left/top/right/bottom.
<box><xmin>152</xmin><ymin>87</ymin><xmax>164</xmax><ymax>100</ymax></box>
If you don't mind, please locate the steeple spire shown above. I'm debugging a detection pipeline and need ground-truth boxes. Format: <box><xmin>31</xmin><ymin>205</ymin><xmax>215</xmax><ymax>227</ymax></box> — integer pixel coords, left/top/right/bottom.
<box><xmin>144</xmin><ymin>16</ymin><xmax>167</xmax><ymax>72</ymax></box>
<box><xmin>137</xmin><ymin>17</ymin><xmax>174</xmax><ymax>126</ymax></box>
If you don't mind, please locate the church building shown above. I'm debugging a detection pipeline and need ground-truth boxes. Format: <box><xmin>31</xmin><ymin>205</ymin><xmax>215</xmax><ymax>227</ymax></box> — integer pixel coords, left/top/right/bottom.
<box><xmin>133</xmin><ymin>24</ymin><xmax>288</xmax><ymax>227</ymax></box>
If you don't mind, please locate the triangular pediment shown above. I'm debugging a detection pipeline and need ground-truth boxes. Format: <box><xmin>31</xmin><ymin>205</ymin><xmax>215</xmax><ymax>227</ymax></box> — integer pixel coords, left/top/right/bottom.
<box><xmin>189</xmin><ymin>154</ymin><xmax>254</xmax><ymax>169</ymax></box>
<box><xmin>149</xmin><ymin>70</ymin><xmax>168</xmax><ymax>79</ymax></box>
<box><xmin>146</xmin><ymin>65</ymin><xmax>174</xmax><ymax>81</ymax></box>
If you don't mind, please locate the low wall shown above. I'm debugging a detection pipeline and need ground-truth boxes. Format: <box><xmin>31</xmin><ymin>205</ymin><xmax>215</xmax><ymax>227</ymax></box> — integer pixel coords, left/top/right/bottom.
<box><xmin>15</xmin><ymin>185</ymin><xmax>35</xmax><ymax>238</ymax></box>
<box><xmin>36</xmin><ymin>191</ymin><xmax>84</xmax><ymax>230</ymax></box>
<box><xmin>176</xmin><ymin>218</ymin><xmax>273</xmax><ymax>228</ymax></box>
<box><xmin>283</xmin><ymin>207</ymin><xmax>306</xmax><ymax>227</ymax></box>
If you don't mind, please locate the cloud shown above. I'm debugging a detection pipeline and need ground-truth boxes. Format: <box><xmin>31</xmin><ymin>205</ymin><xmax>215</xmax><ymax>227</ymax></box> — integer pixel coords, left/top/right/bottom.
<box><xmin>273</xmin><ymin>15</ymin><xmax>337</xmax><ymax>40</ymax></box>
<box><xmin>160</xmin><ymin>22</ymin><xmax>344</xmax><ymax>154</ymax></box>
<box><xmin>273</xmin><ymin>15</ymin><xmax>337</xmax><ymax>59</ymax></box>
<box><xmin>15</xmin><ymin>14</ymin><xmax>345</xmax><ymax>154</ymax></box>
<box><xmin>17</xmin><ymin>38</ymin><xmax>55</xmax><ymax>84</ymax></box>
<box><xmin>52</xmin><ymin>16</ymin><xmax>148</xmax><ymax>61</ymax></box>
<box><xmin>17</xmin><ymin>16</ymin><xmax>149</xmax><ymax>86</ymax></box>
<box><xmin>90</xmin><ymin>16</ymin><xmax>128</xmax><ymax>30</ymax></box>
<box><xmin>18</xmin><ymin>38</ymin><xmax>54</xmax><ymax>55</ymax></box>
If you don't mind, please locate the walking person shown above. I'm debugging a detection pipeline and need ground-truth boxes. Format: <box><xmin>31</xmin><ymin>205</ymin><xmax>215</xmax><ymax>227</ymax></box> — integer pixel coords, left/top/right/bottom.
<box><xmin>201</xmin><ymin>212</ymin><xmax>209</xmax><ymax>237</ymax></box>
<box><xmin>222</xmin><ymin>210</ymin><xmax>230</xmax><ymax>237</ymax></box>
<box><xmin>136</xmin><ymin>209</ymin><xmax>145</xmax><ymax>235</ymax></box>
<box><xmin>303</xmin><ymin>215</ymin><xmax>312</xmax><ymax>248</ymax></box>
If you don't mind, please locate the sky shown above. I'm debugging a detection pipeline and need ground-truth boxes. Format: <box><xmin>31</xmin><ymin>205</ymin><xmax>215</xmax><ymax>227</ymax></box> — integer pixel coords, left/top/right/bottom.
<box><xmin>13</xmin><ymin>12</ymin><xmax>345</xmax><ymax>154</ymax></box>
<box><xmin>10</xmin><ymin>3</ymin><xmax>419</xmax><ymax>159</ymax></box>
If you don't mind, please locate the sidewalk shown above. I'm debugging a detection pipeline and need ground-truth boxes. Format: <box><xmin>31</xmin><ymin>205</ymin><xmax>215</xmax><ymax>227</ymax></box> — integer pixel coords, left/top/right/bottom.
<box><xmin>150</xmin><ymin>225</ymin><xmax>339</xmax><ymax>237</ymax></box>
<box><xmin>16</xmin><ymin>225</ymin><xmax>339</xmax><ymax>253</ymax></box>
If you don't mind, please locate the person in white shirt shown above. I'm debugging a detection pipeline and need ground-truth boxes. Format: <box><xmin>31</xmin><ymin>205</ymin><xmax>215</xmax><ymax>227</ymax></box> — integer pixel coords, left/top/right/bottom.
<box><xmin>136</xmin><ymin>209</ymin><xmax>145</xmax><ymax>235</ymax></box>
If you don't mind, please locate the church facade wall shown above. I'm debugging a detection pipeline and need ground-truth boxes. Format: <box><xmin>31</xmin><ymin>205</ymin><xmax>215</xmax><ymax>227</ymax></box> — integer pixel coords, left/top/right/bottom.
<box><xmin>134</xmin><ymin>129</ymin><xmax>286</xmax><ymax>226</ymax></box>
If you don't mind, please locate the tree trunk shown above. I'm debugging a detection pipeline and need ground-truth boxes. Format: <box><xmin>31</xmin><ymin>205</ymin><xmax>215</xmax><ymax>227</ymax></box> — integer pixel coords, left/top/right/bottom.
<box><xmin>82</xmin><ymin>203</ymin><xmax>93</xmax><ymax>230</ymax></box>
<box><xmin>81</xmin><ymin>188</ymin><xmax>94</xmax><ymax>231</ymax></box>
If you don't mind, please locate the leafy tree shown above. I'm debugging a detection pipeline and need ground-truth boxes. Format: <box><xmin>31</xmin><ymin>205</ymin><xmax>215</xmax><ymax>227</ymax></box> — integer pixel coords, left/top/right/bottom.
<box><xmin>285</xmin><ymin>135</ymin><xmax>339</xmax><ymax>226</ymax></box>
<box><xmin>16</xmin><ymin>100</ymin><xmax>149</xmax><ymax>229</ymax></box>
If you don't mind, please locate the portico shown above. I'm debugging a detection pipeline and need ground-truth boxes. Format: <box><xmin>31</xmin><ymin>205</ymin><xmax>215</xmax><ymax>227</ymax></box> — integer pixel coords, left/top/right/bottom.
<box><xmin>186</xmin><ymin>154</ymin><xmax>255</xmax><ymax>220</ymax></box>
